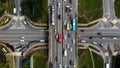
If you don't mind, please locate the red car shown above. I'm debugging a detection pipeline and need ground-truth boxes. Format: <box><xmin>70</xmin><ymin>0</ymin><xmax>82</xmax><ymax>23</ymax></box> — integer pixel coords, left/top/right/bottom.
<box><xmin>58</xmin><ymin>34</ymin><xmax>62</xmax><ymax>43</ymax></box>
<box><xmin>69</xmin><ymin>15</ymin><xmax>72</xmax><ymax>21</ymax></box>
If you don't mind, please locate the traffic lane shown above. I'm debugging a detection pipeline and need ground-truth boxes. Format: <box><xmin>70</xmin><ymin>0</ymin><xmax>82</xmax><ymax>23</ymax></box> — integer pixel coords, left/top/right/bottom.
<box><xmin>103</xmin><ymin>0</ymin><xmax>110</xmax><ymax>17</ymax></box>
<box><xmin>78</xmin><ymin>37</ymin><xmax>120</xmax><ymax>44</ymax></box>
<box><xmin>70</xmin><ymin>31</ymin><xmax>76</xmax><ymax>68</ymax></box>
<box><xmin>109</xmin><ymin>0</ymin><xmax>116</xmax><ymax>18</ymax></box>
<box><xmin>56</xmin><ymin>0</ymin><xmax>63</xmax><ymax>67</ymax></box>
<box><xmin>103</xmin><ymin>0</ymin><xmax>116</xmax><ymax>18</ymax></box>
<box><xmin>78</xmin><ymin>29</ymin><xmax>120</xmax><ymax>36</ymax></box>
<box><xmin>0</xmin><ymin>29</ymin><xmax>48</xmax><ymax>33</ymax></box>
<box><xmin>62</xmin><ymin>0</ymin><xmax>70</xmax><ymax>67</ymax></box>
<box><xmin>14</xmin><ymin>56</ymin><xmax>22</xmax><ymax>68</ymax></box>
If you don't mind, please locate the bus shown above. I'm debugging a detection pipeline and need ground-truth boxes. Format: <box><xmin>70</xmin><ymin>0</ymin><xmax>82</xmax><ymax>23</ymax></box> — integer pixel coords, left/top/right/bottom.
<box><xmin>72</xmin><ymin>18</ymin><xmax>76</xmax><ymax>31</ymax></box>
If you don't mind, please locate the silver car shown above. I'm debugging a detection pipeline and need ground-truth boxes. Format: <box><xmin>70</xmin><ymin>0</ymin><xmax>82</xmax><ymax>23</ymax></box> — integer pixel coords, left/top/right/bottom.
<box><xmin>58</xmin><ymin>63</ymin><xmax>62</xmax><ymax>68</ymax></box>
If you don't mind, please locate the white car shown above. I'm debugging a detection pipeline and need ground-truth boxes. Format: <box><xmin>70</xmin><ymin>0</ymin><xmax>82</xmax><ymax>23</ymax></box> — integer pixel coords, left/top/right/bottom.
<box><xmin>64</xmin><ymin>49</ymin><xmax>67</xmax><ymax>56</ymax></box>
<box><xmin>112</xmin><ymin>37</ymin><xmax>117</xmax><ymax>39</ymax></box>
<box><xmin>72</xmin><ymin>39</ymin><xmax>75</xmax><ymax>44</ymax></box>
<box><xmin>58</xmin><ymin>64</ymin><xmax>62</xmax><ymax>68</ymax></box>
<box><xmin>64</xmin><ymin>65</ymin><xmax>67</xmax><ymax>68</ymax></box>
<box><xmin>80</xmin><ymin>40</ymin><xmax>86</xmax><ymax>43</ymax></box>
<box><xmin>40</xmin><ymin>40</ymin><xmax>45</xmax><ymax>42</ymax></box>
<box><xmin>52</xmin><ymin>6</ymin><xmax>54</xmax><ymax>11</ymax></box>
<box><xmin>102</xmin><ymin>37</ymin><xmax>105</xmax><ymax>39</ymax></box>
<box><xmin>92</xmin><ymin>42</ymin><xmax>97</xmax><ymax>45</ymax></box>
<box><xmin>66</xmin><ymin>44</ymin><xmax>70</xmax><ymax>48</ymax></box>
<box><xmin>64</xmin><ymin>0</ymin><xmax>66</xmax><ymax>2</ymax></box>
<box><xmin>64</xmin><ymin>35</ymin><xmax>67</xmax><ymax>40</ymax></box>
<box><xmin>70</xmin><ymin>47</ymin><xmax>72</xmax><ymax>52</ymax></box>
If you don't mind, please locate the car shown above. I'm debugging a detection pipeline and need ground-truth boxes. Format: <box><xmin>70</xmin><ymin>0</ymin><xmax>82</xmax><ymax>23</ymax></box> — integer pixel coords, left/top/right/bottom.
<box><xmin>69</xmin><ymin>0</ymin><xmax>72</xmax><ymax>4</ymax></box>
<box><xmin>102</xmin><ymin>37</ymin><xmax>106</xmax><ymax>39</ymax></box>
<box><xmin>69</xmin><ymin>15</ymin><xmax>72</xmax><ymax>21</ymax></box>
<box><xmin>80</xmin><ymin>40</ymin><xmax>86</xmax><ymax>43</ymax></box>
<box><xmin>72</xmin><ymin>39</ymin><xmax>75</xmax><ymax>44</ymax></box>
<box><xmin>64</xmin><ymin>65</ymin><xmax>67</xmax><ymax>68</ymax></box>
<box><xmin>58</xmin><ymin>34</ymin><xmax>62</xmax><ymax>43</ymax></box>
<box><xmin>40</xmin><ymin>40</ymin><xmax>45</xmax><ymax>42</ymax></box>
<box><xmin>69</xmin><ymin>60</ymin><xmax>74</xmax><ymax>65</ymax></box>
<box><xmin>64</xmin><ymin>35</ymin><xmax>67</xmax><ymax>40</ymax></box>
<box><xmin>52</xmin><ymin>22</ymin><xmax>55</xmax><ymax>25</ymax></box>
<box><xmin>57</xmin><ymin>3</ymin><xmax>61</xmax><ymax>8</ymax></box>
<box><xmin>70</xmin><ymin>8</ymin><xmax>72</xmax><ymax>11</ymax></box>
<box><xmin>68</xmin><ymin>33</ymin><xmax>71</xmax><ymax>38</ymax></box>
<box><xmin>56</xmin><ymin>35</ymin><xmax>58</xmax><ymax>39</ymax></box>
<box><xmin>64</xmin><ymin>0</ymin><xmax>66</xmax><ymax>2</ymax></box>
<box><xmin>23</xmin><ymin>21</ymin><xmax>27</xmax><ymax>24</ymax></box>
<box><xmin>58</xmin><ymin>14</ymin><xmax>61</xmax><ymax>19</ymax></box>
<box><xmin>113</xmin><ymin>37</ymin><xmax>117</xmax><ymax>39</ymax></box>
<box><xmin>21</xmin><ymin>36</ymin><xmax>25</xmax><ymax>39</ymax></box>
<box><xmin>66</xmin><ymin>44</ymin><xmax>70</xmax><ymax>48</ymax></box>
<box><xmin>81</xmin><ymin>30</ymin><xmax>85</xmax><ymax>32</ymax></box>
<box><xmin>20</xmin><ymin>39</ymin><xmax>24</xmax><ymax>42</ymax></box>
<box><xmin>92</xmin><ymin>42</ymin><xmax>97</xmax><ymax>45</ymax></box>
<box><xmin>54</xmin><ymin>29</ymin><xmax>57</xmax><ymax>33</ymax></box>
<box><xmin>58</xmin><ymin>63</ymin><xmax>62</xmax><ymax>68</ymax></box>
<box><xmin>65</xmin><ymin>6</ymin><xmax>71</xmax><ymax>13</ymax></box>
<box><xmin>55</xmin><ymin>56</ymin><xmax>58</xmax><ymax>61</ymax></box>
<box><xmin>70</xmin><ymin>46</ymin><xmax>72</xmax><ymax>52</ymax></box>
<box><xmin>52</xmin><ymin>6</ymin><xmax>54</xmax><ymax>11</ymax></box>
<box><xmin>67</xmin><ymin>23</ymin><xmax>70</xmax><ymax>30</ymax></box>
<box><xmin>63</xmin><ymin>49</ymin><xmax>67</xmax><ymax>56</ymax></box>
<box><xmin>97</xmin><ymin>32</ymin><xmax>101</xmax><ymax>35</ymax></box>
<box><xmin>89</xmin><ymin>37</ymin><xmax>92</xmax><ymax>39</ymax></box>
<box><xmin>69</xmin><ymin>24</ymin><xmax>72</xmax><ymax>30</ymax></box>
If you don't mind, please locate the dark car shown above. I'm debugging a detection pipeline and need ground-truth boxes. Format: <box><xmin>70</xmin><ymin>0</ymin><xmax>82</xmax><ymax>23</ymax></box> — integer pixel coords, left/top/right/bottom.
<box><xmin>69</xmin><ymin>60</ymin><xmax>74</xmax><ymax>65</ymax></box>
<box><xmin>97</xmin><ymin>32</ymin><xmax>101</xmax><ymax>35</ymax></box>
<box><xmin>55</xmin><ymin>56</ymin><xmax>58</xmax><ymax>61</ymax></box>
<box><xmin>58</xmin><ymin>14</ymin><xmax>61</xmax><ymax>19</ymax></box>
<box><xmin>68</xmin><ymin>33</ymin><xmax>71</xmax><ymax>38</ymax></box>
<box><xmin>69</xmin><ymin>0</ymin><xmax>72</xmax><ymax>4</ymax></box>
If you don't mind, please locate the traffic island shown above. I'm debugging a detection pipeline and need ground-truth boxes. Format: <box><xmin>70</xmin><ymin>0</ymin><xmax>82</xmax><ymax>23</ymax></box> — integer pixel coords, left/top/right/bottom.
<box><xmin>0</xmin><ymin>0</ymin><xmax>14</xmax><ymax>28</ymax></box>
<box><xmin>0</xmin><ymin>43</ymin><xmax>13</xmax><ymax>68</ymax></box>
<box><xmin>0</xmin><ymin>16</ymin><xmax>11</xmax><ymax>28</ymax></box>
<box><xmin>21</xmin><ymin>0</ymin><xmax>48</xmax><ymax>27</ymax></box>
<box><xmin>78</xmin><ymin>49</ymin><xmax>103</xmax><ymax>68</ymax></box>
<box><xmin>23</xmin><ymin>49</ymin><xmax>48</xmax><ymax>68</ymax></box>
<box><xmin>114</xmin><ymin>0</ymin><xmax>120</xmax><ymax>18</ymax></box>
<box><xmin>78</xmin><ymin>0</ymin><xmax>103</xmax><ymax>24</ymax></box>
